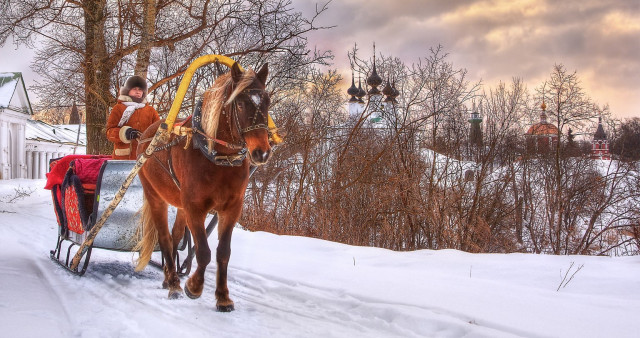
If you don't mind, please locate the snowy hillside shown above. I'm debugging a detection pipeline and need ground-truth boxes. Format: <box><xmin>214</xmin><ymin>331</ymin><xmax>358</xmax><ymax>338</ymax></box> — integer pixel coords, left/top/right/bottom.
<box><xmin>1</xmin><ymin>179</ymin><xmax>638</xmax><ymax>338</ymax></box>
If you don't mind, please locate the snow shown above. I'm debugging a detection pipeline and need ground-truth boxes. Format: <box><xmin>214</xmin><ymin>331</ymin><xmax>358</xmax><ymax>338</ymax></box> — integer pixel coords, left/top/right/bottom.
<box><xmin>1</xmin><ymin>179</ymin><xmax>639</xmax><ymax>338</ymax></box>
<box><xmin>0</xmin><ymin>73</ymin><xmax>19</xmax><ymax>108</ymax></box>
<box><xmin>25</xmin><ymin>120</ymin><xmax>87</xmax><ymax>146</ymax></box>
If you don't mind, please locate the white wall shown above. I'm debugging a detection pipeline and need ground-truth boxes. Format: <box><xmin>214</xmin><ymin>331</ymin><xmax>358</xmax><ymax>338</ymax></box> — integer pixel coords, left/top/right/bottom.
<box><xmin>0</xmin><ymin>109</ymin><xmax>28</xmax><ymax>179</ymax></box>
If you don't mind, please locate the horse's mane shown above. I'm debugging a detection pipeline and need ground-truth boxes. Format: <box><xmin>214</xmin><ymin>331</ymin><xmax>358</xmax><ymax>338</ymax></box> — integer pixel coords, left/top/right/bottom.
<box><xmin>201</xmin><ymin>69</ymin><xmax>258</xmax><ymax>138</ymax></box>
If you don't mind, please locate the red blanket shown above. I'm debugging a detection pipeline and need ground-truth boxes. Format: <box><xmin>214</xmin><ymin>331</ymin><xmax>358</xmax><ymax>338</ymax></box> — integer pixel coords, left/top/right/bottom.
<box><xmin>75</xmin><ymin>157</ymin><xmax>110</xmax><ymax>185</ymax></box>
<box><xmin>44</xmin><ymin>155</ymin><xmax>112</xmax><ymax>190</ymax></box>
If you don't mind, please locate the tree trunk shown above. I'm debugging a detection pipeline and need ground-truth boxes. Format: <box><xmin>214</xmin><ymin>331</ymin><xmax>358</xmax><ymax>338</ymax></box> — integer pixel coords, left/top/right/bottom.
<box><xmin>134</xmin><ymin>0</ymin><xmax>157</xmax><ymax>79</ymax></box>
<box><xmin>84</xmin><ymin>0</ymin><xmax>112</xmax><ymax>155</ymax></box>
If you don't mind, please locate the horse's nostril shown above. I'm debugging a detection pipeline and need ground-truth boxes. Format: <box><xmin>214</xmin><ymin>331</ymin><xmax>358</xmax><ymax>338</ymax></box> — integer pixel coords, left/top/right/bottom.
<box><xmin>252</xmin><ymin>149</ymin><xmax>270</xmax><ymax>163</ymax></box>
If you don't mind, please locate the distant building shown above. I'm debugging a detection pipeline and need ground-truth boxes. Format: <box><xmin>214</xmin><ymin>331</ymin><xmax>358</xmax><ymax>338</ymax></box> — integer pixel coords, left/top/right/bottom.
<box><xmin>591</xmin><ymin>117</ymin><xmax>611</xmax><ymax>160</ymax></box>
<box><xmin>0</xmin><ymin>72</ymin><xmax>85</xmax><ymax>180</ymax></box>
<box><xmin>346</xmin><ymin>44</ymin><xmax>399</xmax><ymax>123</ymax></box>
<box><xmin>525</xmin><ymin>102</ymin><xmax>558</xmax><ymax>153</ymax></box>
<box><xmin>469</xmin><ymin>102</ymin><xmax>483</xmax><ymax>148</ymax></box>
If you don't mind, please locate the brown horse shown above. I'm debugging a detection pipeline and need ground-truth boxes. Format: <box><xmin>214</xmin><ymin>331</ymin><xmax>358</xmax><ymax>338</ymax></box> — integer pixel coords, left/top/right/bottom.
<box><xmin>134</xmin><ymin>63</ymin><xmax>271</xmax><ymax>311</ymax></box>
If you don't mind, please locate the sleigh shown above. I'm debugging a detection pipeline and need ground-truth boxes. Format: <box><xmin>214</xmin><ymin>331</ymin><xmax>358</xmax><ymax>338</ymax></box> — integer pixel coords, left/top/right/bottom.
<box><xmin>47</xmin><ymin>155</ymin><xmax>217</xmax><ymax>276</ymax></box>
<box><xmin>45</xmin><ymin>55</ymin><xmax>281</xmax><ymax>284</ymax></box>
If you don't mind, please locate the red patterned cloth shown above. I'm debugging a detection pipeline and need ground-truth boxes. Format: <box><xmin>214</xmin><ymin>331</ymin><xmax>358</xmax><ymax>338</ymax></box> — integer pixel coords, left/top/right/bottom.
<box><xmin>45</xmin><ymin>155</ymin><xmax>111</xmax><ymax>190</ymax></box>
<box><xmin>64</xmin><ymin>184</ymin><xmax>84</xmax><ymax>234</ymax></box>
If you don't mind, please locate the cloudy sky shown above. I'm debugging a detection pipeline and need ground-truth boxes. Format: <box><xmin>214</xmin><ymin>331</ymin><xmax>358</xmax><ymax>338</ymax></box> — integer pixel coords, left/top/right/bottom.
<box><xmin>1</xmin><ymin>0</ymin><xmax>638</xmax><ymax>119</ymax></box>
<box><xmin>294</xmin><ymin>0</ymin><xmax>639</xmax><ymax>119</ymax></box>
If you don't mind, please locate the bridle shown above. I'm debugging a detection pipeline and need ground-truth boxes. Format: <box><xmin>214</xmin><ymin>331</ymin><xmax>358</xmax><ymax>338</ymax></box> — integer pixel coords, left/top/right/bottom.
<box><xmin>190</xmin><ymin>86</ymin><xmax>271</xmax><ymax>166</ymax></box>
<box><xmin>229</xmin><ymin>88</ymin><xmax>270</xmax><ymax>137</ymax></box>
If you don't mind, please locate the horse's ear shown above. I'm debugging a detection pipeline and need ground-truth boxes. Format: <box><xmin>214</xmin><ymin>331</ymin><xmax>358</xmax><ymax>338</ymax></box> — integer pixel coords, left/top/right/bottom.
<box><xmin>231</xmin><ymin>62</ymin><xmax>243</xmax><ymax>82</ymax></box>
<box><xmin>256</xmin><ymin>63</ymin><xmax>269</xmax><ymax>85</ymax></box>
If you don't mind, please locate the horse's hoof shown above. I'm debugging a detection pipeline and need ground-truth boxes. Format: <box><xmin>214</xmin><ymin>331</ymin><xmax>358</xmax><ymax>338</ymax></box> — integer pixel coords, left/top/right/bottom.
<box><xmin>184</xmin><ymin>284</ymin><xmax>201</xmax><ymax>299</ymax></box>
<box><xmin>168</xmin><ymin>288</ymin><xmax>183</xmax><ymax>299</ymax></box>
<box><xmin>216</xmin><ymin>303</ymin><xmax>235</xmax><ymax>312</ymax></box>
<box><xmin>162</xmin><ymin>281</ymin><xmax>169</xmax><ymax>289</ymax></box>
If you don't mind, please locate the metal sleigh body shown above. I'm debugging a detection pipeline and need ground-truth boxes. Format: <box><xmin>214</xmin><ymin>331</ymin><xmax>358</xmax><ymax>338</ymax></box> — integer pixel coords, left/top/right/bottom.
<box><xmin>50</xmin><ymin>160</ymin><xmax>218</xmax><ymax>276</ymax></box>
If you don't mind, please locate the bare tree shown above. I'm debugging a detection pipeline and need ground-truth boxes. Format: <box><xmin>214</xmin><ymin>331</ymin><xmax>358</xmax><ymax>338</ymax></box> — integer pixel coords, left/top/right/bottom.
<box><xmin>533</xmin><ymin>65</ymin><xmax>601</xmax><ymax>254</ymax></box>
<box><xmin>1</xmin><ymin>0</ymin><xmax>331</xmax><ymax>154</ymax></box>
<box><xmin>611</xmin><ymin>117</ymin><xmax>640</xmax><ymax>162</ymax></box>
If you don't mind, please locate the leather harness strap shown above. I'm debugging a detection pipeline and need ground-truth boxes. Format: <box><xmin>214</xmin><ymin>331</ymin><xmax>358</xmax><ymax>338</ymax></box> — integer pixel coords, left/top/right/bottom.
<box><xmin>138</xmin><ymin>86</ymin><xmax>274</xmax><ymax>185</ymax></box>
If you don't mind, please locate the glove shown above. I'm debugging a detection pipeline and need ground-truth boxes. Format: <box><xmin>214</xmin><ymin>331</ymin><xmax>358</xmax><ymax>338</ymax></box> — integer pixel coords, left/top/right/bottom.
<box><xmin>125</xmin><ymin>128</ymin><xmax>141</xmax><ymax>140</ymax></box>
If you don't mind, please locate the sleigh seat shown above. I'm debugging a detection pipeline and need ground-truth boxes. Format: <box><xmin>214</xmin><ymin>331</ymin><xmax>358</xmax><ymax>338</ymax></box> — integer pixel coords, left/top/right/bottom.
<box><xmin>47</xmin><ymin>155</ymin><xmax>110</xmax><ymax>236</ymax></box>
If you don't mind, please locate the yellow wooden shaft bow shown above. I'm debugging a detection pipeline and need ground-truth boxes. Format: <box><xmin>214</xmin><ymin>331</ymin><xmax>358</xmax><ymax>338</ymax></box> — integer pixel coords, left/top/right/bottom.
<box><xmin>164</xmin><ymin>54</ymin><xmax>282</xmax><ymax>144</ymax></box>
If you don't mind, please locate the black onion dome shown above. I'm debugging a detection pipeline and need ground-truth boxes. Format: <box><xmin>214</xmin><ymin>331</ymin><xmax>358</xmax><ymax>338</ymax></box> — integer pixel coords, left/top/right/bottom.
<box><xmin>347</xmin><ymin>73</ymin><xmax>359</xmax><ymax>97</ymax></box>
<box><xmin>382</xmin><ymin>79</ymin><xmax>393</xmax><ymax>103</ymax></box>
<box><xmin>367</xmin><ymin>64</ymin><xmax>383</xmax><ymax>93</ymax></box>
<box><xmin>382</xmin><ymin>79</ymin><xmax>393</xmax><ymax>96</ymax></box>
<box><xmin>391</xmin><ymin>83</ymin><xmax>400</xmax><ymax>98</ymax></box>
<box><xmin>357</xmin><ymin>78</ymin><xmax>366</xmax><ymax>98</ymax></box>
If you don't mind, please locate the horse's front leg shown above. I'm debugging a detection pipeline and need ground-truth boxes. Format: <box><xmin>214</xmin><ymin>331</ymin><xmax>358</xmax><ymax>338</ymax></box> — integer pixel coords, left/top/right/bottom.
<box><xmin>184</xmin><ymin>211</ymin><xmax>211</xmax><ymax>300</ymax></box>
<box><xmin>213</xmin><ymin>208</ymin><xmax>240</xmax><ymax>312</ymax></box>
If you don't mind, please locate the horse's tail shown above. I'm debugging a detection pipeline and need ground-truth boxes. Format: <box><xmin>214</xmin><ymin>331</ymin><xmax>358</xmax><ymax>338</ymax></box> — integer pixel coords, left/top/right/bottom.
<box><xmin>133</xmin><ymin>197</ymin><xmax>158</xmax><ymax>271</ymax></box>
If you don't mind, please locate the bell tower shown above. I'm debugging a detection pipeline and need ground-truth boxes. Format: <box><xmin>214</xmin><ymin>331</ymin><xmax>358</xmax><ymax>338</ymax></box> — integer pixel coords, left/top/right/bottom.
<box><xmin>469</xmin><ymin>101</ymin><xmax>483</xmax><ymax>148</ymax></box>
<box><xmin>591</xmin><ymin>117</ymin><xmax>611</xmax><ymax>160</ymax></box>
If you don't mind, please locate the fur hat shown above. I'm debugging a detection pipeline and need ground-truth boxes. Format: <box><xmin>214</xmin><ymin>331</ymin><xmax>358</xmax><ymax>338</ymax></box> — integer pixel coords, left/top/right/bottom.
<box><xmin>119</xmin><ymin>75</ymin><xmax>148</xmax><ymax>97</ymax></box>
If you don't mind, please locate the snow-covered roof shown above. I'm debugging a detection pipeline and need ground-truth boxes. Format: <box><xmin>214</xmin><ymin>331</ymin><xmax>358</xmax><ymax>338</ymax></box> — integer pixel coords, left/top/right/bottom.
<box><xmin>25</xmin><ymin>120</ymin><xmax>86</xmax><ymax>146</ymax></box>
<box><xmin>0</xmin><ymin>73</ymin><xmax>20</xmax><ymax>108</ymax></box>
<box><xmin>0</xmin><ymin>72</ymin><xmax>33</xmax><ymax>115</ymax></box>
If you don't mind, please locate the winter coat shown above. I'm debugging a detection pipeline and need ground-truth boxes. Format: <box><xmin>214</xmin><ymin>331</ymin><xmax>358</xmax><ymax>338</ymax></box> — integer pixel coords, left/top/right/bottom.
<box><xmin>106</xmin><ymin>95</ymin><xmax>160</xmax><ymax>160</ymax></box>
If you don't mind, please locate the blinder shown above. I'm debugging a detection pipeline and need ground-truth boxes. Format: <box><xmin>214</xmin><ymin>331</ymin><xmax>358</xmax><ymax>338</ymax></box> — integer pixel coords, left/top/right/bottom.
<box><xmin>234</xmin><ymin>88</ymin><xmax>270</xmax><ymax>135</ymax></box>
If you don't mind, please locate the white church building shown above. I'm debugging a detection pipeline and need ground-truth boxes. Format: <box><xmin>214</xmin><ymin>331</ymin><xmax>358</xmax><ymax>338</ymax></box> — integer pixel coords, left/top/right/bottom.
<box><xmin>0</xmin><ymin>72</ymin><xmax>86</xmax><ymax>180</ymax></box>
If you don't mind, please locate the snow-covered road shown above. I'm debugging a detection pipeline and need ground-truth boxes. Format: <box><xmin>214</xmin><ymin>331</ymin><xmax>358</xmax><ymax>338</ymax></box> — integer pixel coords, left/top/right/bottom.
<box><xmin>1</xmin><ymin>179</ymin><xmax>639</xmax><ymax>338</ymax></box>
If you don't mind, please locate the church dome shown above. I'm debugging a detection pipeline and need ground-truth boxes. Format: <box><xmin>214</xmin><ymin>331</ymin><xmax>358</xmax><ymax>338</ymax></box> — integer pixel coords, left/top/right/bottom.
<box><xmin>347</xmin><ymin>74</ymin><xmax>359</xmax><ymax>97</ymax></box>
<box><xmin>526</xmin><ymin>102</ymin><xmax>558</xmax><ymax>136</ymax></box>
<box><xmin>526</xmin><ymin>122</ymin><xmax>558</xmax><ymax>136</ymax></box>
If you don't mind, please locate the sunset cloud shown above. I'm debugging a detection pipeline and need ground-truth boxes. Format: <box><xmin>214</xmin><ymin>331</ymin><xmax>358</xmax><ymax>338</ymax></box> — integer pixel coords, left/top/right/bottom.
<box><xmin>1</xmin><ymin>0</ymin><xmax>637</xmax><ymax>118</ymax></box>
<box><xmin>601</xmin><ymin>11</ymin><xmax>640</xmax><ymax>35</ymax></box>
<box><xmin>295</xmin><ymin>0</ymin><xmax>639</xmax><ymax>118</ymax></box>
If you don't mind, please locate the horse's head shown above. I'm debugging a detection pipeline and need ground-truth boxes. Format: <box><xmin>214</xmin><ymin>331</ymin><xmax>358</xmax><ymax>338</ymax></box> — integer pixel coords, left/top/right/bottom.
<box><xmin>228</xmin><ymin>63</ymin><xmax>272</xmax><ymax>165</ymax></box>
<box><xmin>201</xmin><ymin>62</ymin><xmax>272</xmax><ymax>166</ymax></box>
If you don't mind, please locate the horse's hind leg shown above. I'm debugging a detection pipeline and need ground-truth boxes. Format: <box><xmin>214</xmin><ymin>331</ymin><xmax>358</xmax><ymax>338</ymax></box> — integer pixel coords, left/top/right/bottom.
<box><xmin>147</xmin><ymin>195</ymin><xmax>182</xmax><ymax>298</ymax></box>
<box><xmin>171</xmin><ymin>209</ymin><xmax>187</xmax><ymax>273</ymax></box>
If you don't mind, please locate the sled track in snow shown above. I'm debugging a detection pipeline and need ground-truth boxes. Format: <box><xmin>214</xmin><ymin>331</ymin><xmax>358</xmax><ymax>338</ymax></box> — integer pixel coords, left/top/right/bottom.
<box><xmin>228</xmin><ymin>267</ymin><xmax>527</xmax><ymax>338</ymax></box>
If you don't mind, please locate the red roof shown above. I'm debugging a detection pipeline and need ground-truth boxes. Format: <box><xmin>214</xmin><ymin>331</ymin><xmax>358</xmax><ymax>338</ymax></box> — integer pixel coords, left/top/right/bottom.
<box><xmin>526</xmin><ymin>122</ymin><xmax>558</xmax><ymax>136</ymax></box>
